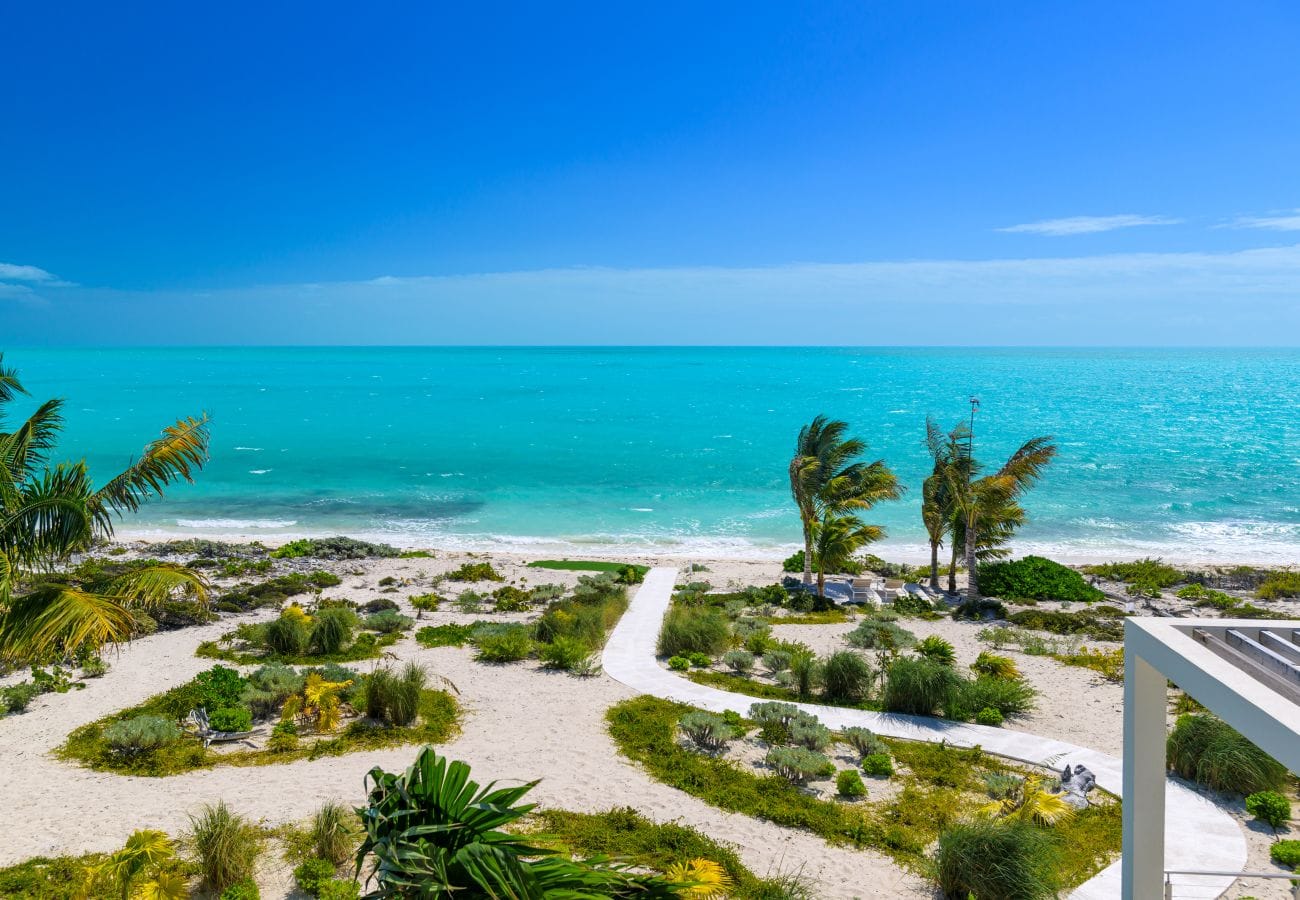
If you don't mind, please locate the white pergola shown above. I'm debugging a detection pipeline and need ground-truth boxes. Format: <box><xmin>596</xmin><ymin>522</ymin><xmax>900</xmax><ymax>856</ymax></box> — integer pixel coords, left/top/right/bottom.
<box><xmin>1124</xmin><ymin>616</ymin><xmax>1300</xmax><ymax>898</ymax></box>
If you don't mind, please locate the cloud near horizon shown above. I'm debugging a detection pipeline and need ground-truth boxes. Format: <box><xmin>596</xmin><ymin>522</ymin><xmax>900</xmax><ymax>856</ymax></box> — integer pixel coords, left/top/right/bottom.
<box><xmin>1227</xmin><ymin>209</ymin><xmax>1300</xmax><ymax>231</ymax></box>
<box><xmin>6</xmin><ymin>243</ymin><xmax>1300</xmax><ymax>346</ymax></box>
<box><xmin>998</xmin><ymin>214</ymin><xmax>1183</xmax><ymax>236</ymax></box>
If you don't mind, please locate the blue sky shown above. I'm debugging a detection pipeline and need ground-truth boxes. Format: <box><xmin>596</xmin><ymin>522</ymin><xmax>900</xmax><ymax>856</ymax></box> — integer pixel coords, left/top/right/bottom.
<box><xmin>3</xmin><ymin>1</ymin><xmax>1300</xmax><ymax>344</ymax></box>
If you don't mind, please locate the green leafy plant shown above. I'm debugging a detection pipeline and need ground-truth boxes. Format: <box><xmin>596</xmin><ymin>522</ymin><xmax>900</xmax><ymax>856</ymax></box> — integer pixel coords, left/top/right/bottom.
<box><xmin>679</xmin><ymin>711</ymin><xmax>733</xmax><ymax>752</ymax></box>
<box><xmin>208</xmin><ymin>706</ymin><xmax>253</xmax><ymax>733</ymax></box>
<box><xmin>471</xmin><ymin>623</ymin><xmax>533</xmax><ymax>662</ymax></box>
<box><xmin>361</xmin><ymin>610</ymin><xmax>413</xmax><ymax>634</ymax></box>
<box><xmin>317</xmin><ymin>880</ymin><xmax>360</xmax><ymax>900</ymax></box>
<box><xmin>354</xmin><ymin>747</ymin><xmax>680</xmax><ymax>897</ymax></box>
<box><xmin>860</xmin><ymin>753</ymin><xmax>894</xmax><ymax>777</ymax></box>
<box><xmin>976</xmin><ymin>707</ymin><xmax>1004</xmax><ymax>727</ymax></box>
<box><xmin>765</xmin><ymin>747</ymin><xmax>834</xmax><ymax>785</ymax></box>
<box><xmin>836</xmin><ymin>769</ymin><xmax>867</xmax><ymax>798</ymax></box>
<box><xmin>445</xmin><ymin>562</ymin><xmax>504</xmax><ymax>582</ymax></box>
<box><xmin>722</xmin><ymin>649</ymin><xmax>755</xmax><ymax>674</ymax></box>
<box><xmin>220</xmin><ymin>878</ymin><xmax>261</xmax><ymax>900</ymax></box>
<box><xmin>667</xmin><ymin>656</ymin><xmax>691</xmax><ymax>671</ymax></box>
<box><xmin>1244</xmin><ymin>790</ymin><xmax>1291</xmax><ymax>831</ymax></box>
<box><xmin>294</xmin><ymin>857</ymin><xmax>336</xmax><ymax>895</ymax></box>
<box><xmin>916</xmin><ymin>636</ymin><xmax>957</xmax><ymax>667</ymax></box>
<box><xmin>102</xmin><ymin>715</ymin><xmax>182</xmax><ymax>754</ymax></box>
<box><xmin>1271</xmin><ymin>840</ymin><xmax>1300</xmax><ymax>868</ymax></box>
<box><xmin>789</xmin><ymin>720</ymin><xmax>832</xmax><ymax>752</ymax></box>
<box><xmin>841</xmin><ymin>726</ymin><xmax>887</xmax><ymax>758</ymax></box>
<box><xmin>970</xmin><ymin>650</ymin><xmax>1020</xmax><ymax>680</ymax></box>
<box><xmin>844</xmin><ymin>618</ymin><xmax>916</xmax><ymax>652</ymax></box>
<box><xmin>978</xmin><ymin>556</ymin><xmax>1104</xmax><ymax>603</ymax></box>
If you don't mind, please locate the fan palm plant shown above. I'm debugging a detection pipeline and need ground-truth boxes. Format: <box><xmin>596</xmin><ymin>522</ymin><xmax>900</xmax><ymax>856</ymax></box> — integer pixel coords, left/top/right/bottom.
<box><xmin>96</xmin><ymin>829</ymin><xmax>187</xmax><ymax>900</ymax></box>
<box><xmin>812</xmin><ymin>513</ymin><xmax>883</xmax><ymax>598</ymax></box>
<box><xmin>0</xmin><ymin>356</ymin><xmax>211</xmax><ymax>663</ymax></box>
<box><xmin>789</xmin><ymin>415</ymin><xmax>901</xmax><ymax>595</ymax></box>
<box><xmin>355</xmin><ymin>746</ymin><xmax>683</xmax><ymax>898</ymax></box>
<box><xmin>978</xmin><ymin>775</ymin><xmax>1075</xmax><ymax>826</ymax></box>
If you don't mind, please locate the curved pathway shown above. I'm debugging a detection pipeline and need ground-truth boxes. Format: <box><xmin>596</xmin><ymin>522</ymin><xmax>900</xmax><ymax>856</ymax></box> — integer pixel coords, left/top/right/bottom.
<box><xmin>603</xmin><ymin>567</ymin><xmax>1248</xmax><ymax>900</ymax></box>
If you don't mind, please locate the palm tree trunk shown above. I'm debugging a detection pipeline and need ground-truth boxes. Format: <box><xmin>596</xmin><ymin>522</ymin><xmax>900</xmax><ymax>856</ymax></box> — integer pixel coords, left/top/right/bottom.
<box><xmin>929</xmin><ymin>541</ymin><xmax>940</xmax><ymax>591</ymax></box>
<box><xmin>803</xmin><ymin>529</ymin><xmax>814</xmax><ymax>587</ymax></box>
<box><xmin>964</xmin><ymin>514</ymin><xmax>979</xmax><ymax>601</ymax></box>
<box><xmin>947</xmin><ymin>542</ymin><xmax>959</xmax><ymax>593</ymax></box>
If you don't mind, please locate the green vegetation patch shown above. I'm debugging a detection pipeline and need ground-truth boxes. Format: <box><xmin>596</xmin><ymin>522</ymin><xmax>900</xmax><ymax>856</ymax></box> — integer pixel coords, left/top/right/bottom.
<box><xmin>58</xmin><ymin>668</ymin><xmax>459</xmax><ymax>777</ymax></box>
<box><xmin>269</xmin><ymin>537</ymin><xmax>400</xmax><ymax>559</ymax></box>
<box><xmin>977</xmin><ymin>556</ymin><xmax>1104</xmax><ymax>603</ymax></box>
<box><xmin>528</xmin><ymin>559</ymin><xmax>649</xmax><ymax>579</ymax></box>
<box><xmin>1082</xmin><ymin>558</ymin><xmax>1183</xmax><ymax>590</ymax></box>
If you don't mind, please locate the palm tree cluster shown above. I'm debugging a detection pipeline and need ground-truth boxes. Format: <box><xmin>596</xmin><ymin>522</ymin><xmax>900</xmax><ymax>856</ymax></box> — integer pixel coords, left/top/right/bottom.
<box><xmin>922</xmin><ymin>415</ymin><xmax>1056</xmax><ymax>599</ymax></box>
<box><xmin>0</xmin><ymin>356</ymin><xmax>211</xmax><ymax>664</ymax></box>
<box><xmin>788</xmin><ymin>415</ymin><xmax>902</xmax><ymax>598</ymax></box>
<box><xmin>790</xmin><ymin>409</ymin><xmax>1056</xmax><ymax>601</ymax></box>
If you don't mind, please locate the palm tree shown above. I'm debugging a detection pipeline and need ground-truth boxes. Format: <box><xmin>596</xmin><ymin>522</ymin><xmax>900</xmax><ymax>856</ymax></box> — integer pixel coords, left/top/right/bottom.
<box><xmin>943</xmin><ymin>420</ymin><xmax>1056</xmax><ymax>601</ymax></box>
<box><xmin>0</xmin><ymin>356</ymin><xmax>211</xmax><ymax>663</ymax></box>
<box><xmin>921</xmin><ymin>418</ymin><xmax>962</xmax><ymax>592</ymax></box>
<box><xmin>812</xmin><ymin>513</ymin><xmax>884</xmax><ymax>598</ymax></box>
<box><xmin>789</xmin><ymin>415</ymin><xmax>901</xmax><ymax>595</ymax></box>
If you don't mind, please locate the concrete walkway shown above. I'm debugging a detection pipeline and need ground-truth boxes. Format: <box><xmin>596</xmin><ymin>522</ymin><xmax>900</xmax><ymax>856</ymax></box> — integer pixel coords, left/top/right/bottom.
<box><xmin>603</xmin><ymin>567</ymin><xmax>1248</xmax><ymax>900</ymax></box>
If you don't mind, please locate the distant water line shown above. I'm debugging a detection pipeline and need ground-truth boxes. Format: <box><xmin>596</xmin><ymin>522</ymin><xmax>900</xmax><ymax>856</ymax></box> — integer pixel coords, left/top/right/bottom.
<box><xmin>8</xmin><ymin>346</ymin><xmax>1300</xmax><ymax>564</ymax></box>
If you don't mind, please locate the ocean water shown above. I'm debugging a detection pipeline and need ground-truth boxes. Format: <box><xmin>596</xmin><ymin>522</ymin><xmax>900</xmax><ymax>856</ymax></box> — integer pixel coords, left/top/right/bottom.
<box><xmin>6</xmin><ymin>347</ymin><xmax>1300</xmax><ymax>563</ymax></box>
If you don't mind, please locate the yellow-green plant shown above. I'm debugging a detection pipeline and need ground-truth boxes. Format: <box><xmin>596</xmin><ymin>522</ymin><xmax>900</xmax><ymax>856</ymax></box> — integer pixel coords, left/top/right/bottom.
<box><xmin>665</xmin><ymin>858</ymin><xmax>732</xmax><ymax>898</ymax></box>
<box><xmin>979</xmin><ymin>775</ymin><xmax>1074</xmax><ymax>826</ymax></box>
<box><xmin>282</xmin><ymin>672</ymin><xmax>352</xmax><ymax>732</ymax></box>
<box><xmin>96</xmin><ymin>829</ymin><xmax>186</xmax><ymax>900</ymax></box>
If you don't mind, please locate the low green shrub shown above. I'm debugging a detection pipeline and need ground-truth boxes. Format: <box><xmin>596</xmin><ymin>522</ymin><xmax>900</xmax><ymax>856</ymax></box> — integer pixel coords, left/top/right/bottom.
<box><xmin>976</xmin><ymin>707</ymin><xmax>1004</xmax><ymax>727</ymax></box>
<box><xmin>667</xmin><ymin>656</ymin><xmax>691</xmax><ymax>671</ymax></box>
<box><xmin>952</xmin><ymin>598</ymin><xmax>1008</xmax><ymax>621</ymax></box>
<box><xmin>364</xmin><ymin>663</ymin><xmax>426</xmax><ymax>726</ymax></box>
<box><xmin>679</xmin><ymin>711</ymin><xmax>733</xmax><ymax>752</ymax></box>
<box><xmin>309</xmin><ymin>607</ymin><xmax>357</xmax><ymax>656</ymax></box>
<box><xmin>538</xmin><ymin>635</ymin><xmax>593</xmax><ymax>671</ymax></box>
<box><xmin>414</xmin><ymin>623</ymin><xmax>477</xmax><ymax>647</ymax></box>
<box><xmin>1167</xmin><ymin>713</ymin><xmax>1288</xmax><ymax>794</ymax></box>
<box><xmin>841</xmin><ymin>727</ymin><xmax>887</xmax><ymax>758</ymax></box>
<box><xmin>446</xmin><ymin>562</ymin><xmax>503</xmax><ymax>582</ymax></box>
<box><xmin>844</xmin><ymin>618</ymin><xmax>916</xmax><ymax>651</ymax></box>
<box><xmin>194</xmin><ymin>665</ymin><xmax>249</xmax><ymax>710</ymax></box>
<box><xmin>935</xmin><ymin>818</ymin><xmax>1062</xmax><ymax>900</ymax></box>
<box><xmin>362</xmin><ymin>610</ymin><xmax>413</xmax><ymax>634</ymax></box>
<box><xmin>220</xmin><ymin>879</ymin><xmax>261</xmax><ymax>900</ymax></box>
<box><xmin>789</xmin><ymin>720</ymin><xmax>832</xmax><ymax>752</ymax></box>
<box><xmin>723</xmin><ymin>650</ymin><xmax>756</xmax><ymax>674</ymax></box>
<box><xmin>408</xmin><ymin>593</ymin><xmax>440</xmax><ymax>614</ymax></box>
<box><xmin>1244</xmin><ymin>790</ymin><xmax>1291</xmax><ymax>830</ymax></box>
<box><xmin>837</xmin><ymin>769</ymin><xmax>867</xmax><ymax>798</ymax></box>
<box><xmin>916</xmin><ymin>636</ymin><xmax>956</xmax><ymax>666</ymax></box>
<box><xmin>978</xmin><ymin>556</ymin><xmax>1104</xmax><ymax>603</ymax></box>
<box><xmin>970</xmin><ymin>650</ymin><xmax>1020</xmax><ymax>680</ymax></box>
<box><xmin>294</xmin><ymin>857</ymin><xmax>336</xmax><ymax>895</ymax></box>
<box><xmin>953</xmin><ymin>676</ymin><xmax>1037</xmax><ymax>720</ymax></box>
<box><xmin>471</xmin><ymin>623</ymin><xmax>533</xmax><ymax>662</ymax></box>
<box><xmin>1271</xmin><ymin>840</ymin><xmax>1300</xmax><ymax>868</ymax></box>
<box><xmin>1257</xmin><ymin>571</ymin><xmax>1300</xmax><ymax>600</ymax></box>
<box><xmin>1083</xmin><ymin>558</ymin><xmax>1182</xmax><ymax>590</ymax></box>
<box><xmin>103</xmin><ymin>715</ymin><xmax>182</xmax><ymax>753</ymax></box>
<box><xmin>317</xmin><ymin>881</ymin><xmax>360</xmax><ymax>900</ymax></box>
<box><xmin>265</xmin><ymin>615</ymin><xmax>310</xmax><ymax>656</ymax></box>
<box><xmin>492</xmin><ymin>585</ymin><xmax>533</xmax><ymax>612</ymax></box>
<box><xmin>765</xmin><ymin>747</ymin><xmax>834</xmax><ymax>784</ymax></box>
<box><xmin>270</xmin><ymin>537</ymin><xmax>399</xmax><ymax>559</ymax></box>
<box><xmin>2</xmin><ymin>682</ymin><xmax>40</xmax><ymax>713</ymax></box>
<box><xmin>861</xmin><ymin>753</ymin><xmax>894</xmax><ymax>777</ymax></box>
<box><xmin>687</xmin><ymin>652</ymin><xmax>714</xmax><ymax>668</ymax></box>
<box><xmin>1007</xmin><ymin>607</ymin><xmax>1124</xmax><ymax>642</ymax></box>
<box><xmin>209</xmin><ymin>706</ymin><xmax>253</xmax><ymax>732</ymax></box>
<box><xmin>658</xmin><ymin>605</ymin><xmax>731</xmax><ymax>657</ymax></box>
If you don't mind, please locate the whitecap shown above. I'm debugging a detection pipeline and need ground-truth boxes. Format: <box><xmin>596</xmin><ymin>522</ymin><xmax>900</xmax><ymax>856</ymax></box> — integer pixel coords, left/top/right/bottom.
<box><xmin>249</xmin><ymin>469</ymin><xmax>272</xmax><ymax>475</ymax></box>
<box><xmin>233</xmin><ymin>446</ymin><xmax>263</xmax><ymax>451</ymax></box>
<box><xmin>175</xmin><ymin>518</ymin><xmax>297</xmax><ymax>529</ymax></box>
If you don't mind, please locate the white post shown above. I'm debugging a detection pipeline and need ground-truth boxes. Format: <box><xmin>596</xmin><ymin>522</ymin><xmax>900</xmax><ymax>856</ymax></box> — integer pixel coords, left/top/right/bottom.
<box><xmin>1123</xmin><ymin>651</ymin><xmax>1168</xmax><ymax>898</ymax></box>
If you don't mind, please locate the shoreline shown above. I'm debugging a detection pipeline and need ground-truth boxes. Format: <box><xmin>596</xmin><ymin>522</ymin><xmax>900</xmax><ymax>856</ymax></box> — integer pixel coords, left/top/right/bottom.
<box><xmin>115</xmin><ymin>527</ymin><xmax>1299</xmax><ymax>568</ymax></box>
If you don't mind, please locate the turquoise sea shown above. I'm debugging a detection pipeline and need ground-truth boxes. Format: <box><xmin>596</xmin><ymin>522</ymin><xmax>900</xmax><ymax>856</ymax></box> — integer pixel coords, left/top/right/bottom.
<box><xmin>6</xmin><ymin>347</ymin><xmax>1300</xmax><ymax>563</ymax></box>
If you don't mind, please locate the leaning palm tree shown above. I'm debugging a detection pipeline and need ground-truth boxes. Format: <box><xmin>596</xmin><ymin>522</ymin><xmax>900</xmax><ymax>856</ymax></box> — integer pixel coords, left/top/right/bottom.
<box><xmin>0</xmin><ymin>356</ymin><xmax>211</xmax><ymax>663</ymax></box>
<box><xmin>944</xmin><ymin>426</ymin><xmax>1056</xmax><ymax>601</ymax></box>
<box><xmin>789</xmin><ymin>415</ymin><xmax>901</xmax><ymax>589</ymax></box>
<box><xmin>812</xmin><ymin>512</ymin><xmax>884</xmax><ymax>598</ymax></box>
<box><xmin>921</xmin><ymin>418</ymin><xmax>962</xmax><ymax>592</ymax></box>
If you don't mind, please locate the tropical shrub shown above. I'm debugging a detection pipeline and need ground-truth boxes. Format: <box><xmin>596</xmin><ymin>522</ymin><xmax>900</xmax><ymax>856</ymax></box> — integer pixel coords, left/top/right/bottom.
<box><xmin>187</xmin><ymin>801</ymin><xmax>261</xmax><ymax>893</ymax></box>
<box><xmin>821</xmin><ymin>651</ymin><xmax>873</xmax><ymax>703</ymax></box>
<box><xmin>194</xmin><ymin>664</ymin><xmax>249</xmax><ymax>711</ymax></box>
<box><xmin>789</xmin><ymin>720</ymin><xmax>832</xmax><ymax>752</ymax></box>
<box><xmin>935</xmin><ymin>818</ymin><xmax>1061</xmax><ymax>900</ymax></box>
<box><xmin>952</xmin><ymin>598</ymin><xmax>1008</xmax><ymax>621</ymax></box>
<box><xmin>763</xmin><ymin>649</ymin><xmax>792</xmax><ymax>673</ymax></box>
<box><xmin>492</xmin><ymin>585</ymin><xmax>533</xmax><ymax>612</ymax></box>
<box><xmin>860</xmin><ymin>753</ymin><xmax>894</xmax><ymax>777</ymax></box>
<box><xmin>364</xmin><ymin>663</ymin><xmax>425</xmax><ymax>726</ymax></box>
<box><xmin>844</xmin><ymin>618</ymin><xmax>916</xmax><ymax>652</ymax></box>
<box><xmin>892</xmin><ymin>591</ymin><xmax>938</xmax><ymax>616</ymax></box>
<box><xmin>268</xmin><ymin>721</ymin><xmax>299</xmax><ymax>753</ymax></box>
<box><xmin>103</xmin><ymin>715</ymin><xmax>182</xmax><ymax>753</ymax></box>
<box><xmin>765</xmin><ymin>747</ymin><xmax>834</xmax><ymax>784</ymax></box>
<box><xmin>679</xmin><ymin>711</ymin><xmax>733</xmax><ymax>752</ymax></box>
<box><xmin>446</xmin><ymin>562</ymin><xmax>503</xmax><ymax>582</ymax></box>
<box><xmin>1167</xmin><ymin>714</ymin><xmax>1288</xmax><ymax>794</ymax></box>
<box><xmin>1244</xmin><ymin>791</ymin><xmax>1291</xmax><ymax>830</ymax></box>
<box><xmin>220</xmin><ymin>879</ymin><xmax>260</xmax><ymax>900</ymax></box>
<box><xmin>409</xmin><ymin>593</ymin><xmax>440</xmax><ymax>615</ymax></box>
<box><xmin>841</xmin><ymin>726</ymin><xmax>887</xmax><ymax>758</ymax></box>
<box><xmin>415</xmin><ymin>623</ymin><xmax>478</xmax><ymax>648</ymax></box>
<box><xmin>883</xmin><ymin>656</ymin><xmax>962</xmax><ymax>716</ymax></box>
<box><xmin>538</xmin><ymin>635</ymin><xmax>593</xmax><ymax>671</ymax></box>
<box><xmin>788</xmin><ymin>651</ymin><xmax>822</xmax><ymax>701</ymax></box>
<box><xmin>970</xmin><ymin>651</ymin><xmax>1020</xmax><ymax>680</ymax></box>
<box><xmin>979</xmin><ymin>556</ymin><xmax>1104</xmax><ymax>603</ymax></box>
<box><xmin>916</xmin><ymin>636</ymin><xmax>957</xmax><ymax>666</ymax></box>
<box><xmin>658</xmin><ymin>606</ymin><xmax>731</xmax><ymax>657</ymax></box>
<box><xmin>208</xmin><ymin>706</ymin><xmax>253</xmax><ymax>732</ymax></box>
<box><xmin>265</xmin><ymin>613</ymin><xmax>310</xmax><ymax>656</ymax></box>
<box><xmin>242</xmin><ymin>663</ymin><xmax>304</xmax><ymax>718</ymax></box>
<box><xmin>294</xmin><ymin>857</ymin><xmax>335</xmax><ymax>895</ymax></box>
<box><xmin>976</xmin><ymin>707</ymin><xmax>1004</xmax><ymax>727</ymax></box>
<box><xmin>722</xmin><ymin>650</ymin><xmax>755</xmax><ymax>674</ymax></box>
<box><xmin>836</xmin><ymin>769</ymin><xmax>867</xmax><ymax>798</ymax></box>
<box><xmin>1271</xmin><ymin>840</ymin><xmax>1300</xmax><ymax>868</ymax></box>
<box><xmin>362</xmin><ymin>610</ymin><xmax>413</xmax><ymax>634</ymax></box>
<box><xmin>748</xmin><ymin>701</ymin><xmax>803</xmax><ymax>728</ymax></box>
<box><xmin>1007</xmin><ymin>607</ymin><xmax>1124</xmax><ymax>642</ymax></box>
<box><xmin>355</xmin><ymin>747</ymin><xmax>677</xmax><ymax>896</ymax></box>
<box><xmin>1083</xmin><ymin>558</ymin><xmax>1182</xmax><ymax>590</ymax></box>
<box><xmin>1257</xmin><ymin>571</ymin><xmax>1300</xmax><ymax>600</ymax></box>
<box><xmin>2</xmin><ymin>681</ymin><xmax>40</xmax><ymax>713</ymax></box>
<box><xmin>471</xmin><ymin>623</ymin><xmax>533</xmax><ymax>662</ymax></box>
<box><xmin>317</xmin><ymin>881</ymin><xmax>360</xmax><ymax>900</ymax></box>
<box><xmin>667</xmin><ymin>656</ymin><xmax>691</xmax><ymax>671</ymax></box>
<box><xmin>270</xmin><ymin>537</ymin><xmax>399</xmax><ymax>559</ymax></box>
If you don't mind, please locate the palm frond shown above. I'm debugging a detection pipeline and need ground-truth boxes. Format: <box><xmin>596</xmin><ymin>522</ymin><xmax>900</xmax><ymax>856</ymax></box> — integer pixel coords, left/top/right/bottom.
<box><xmin>91</xmin><ymin>414</ymin><xmax>210</xmax><ymax>522</ymax></box>
<box><xmin>0</xmin><ymin>354</ymin><xmax>26</xmax><ymax>409</ymax></box>
<box><xmin>0</xmin><ymin>398</ymin><xmax>65</xmax><ymax>482</ymax></box>
<box><xmin>0</xmin><ymin>583</ymin><xmax>140</xmax><ymax>662</ymax></box>
<box><xmin>1</xmin><ymin>463</ymin><xmax>95</xmax><ymax>566</ymax></box>
<box><xmin>108</xmin><ymin>563</ymin><xmax>210</xmax><ymax>608</ymax></box>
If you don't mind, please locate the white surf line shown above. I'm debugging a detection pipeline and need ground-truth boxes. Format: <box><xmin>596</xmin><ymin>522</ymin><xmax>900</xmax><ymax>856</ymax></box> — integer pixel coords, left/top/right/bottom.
<box><xmin>603</xmin><ymin>567</ymin><xmax>1247</xmax><ymax>900</ymax></box>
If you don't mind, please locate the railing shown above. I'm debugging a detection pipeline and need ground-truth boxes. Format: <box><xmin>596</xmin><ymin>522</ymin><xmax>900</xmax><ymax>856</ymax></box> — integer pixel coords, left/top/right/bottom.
<box><xmin>1164</xmin><ymin>869</ymin><xmax>1299</xmax><ymax>899</ymax></box>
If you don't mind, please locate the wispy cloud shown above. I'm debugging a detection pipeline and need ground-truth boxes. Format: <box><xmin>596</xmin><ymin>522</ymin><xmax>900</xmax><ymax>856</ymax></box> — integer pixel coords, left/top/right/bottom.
<box><xmin>1226</xmin><ymin>209</ymin><xmax>1300</xmax><ymax>231</ymax></box>
<box><xmin>0</xmin><ymin>262</ymin><xmax>75</xmax><ymax>301</ymax></box>
<box><xmin>998</xmin><ymin>214</ymin><xmax>1182</xmax><ymax>236</ymax></box>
